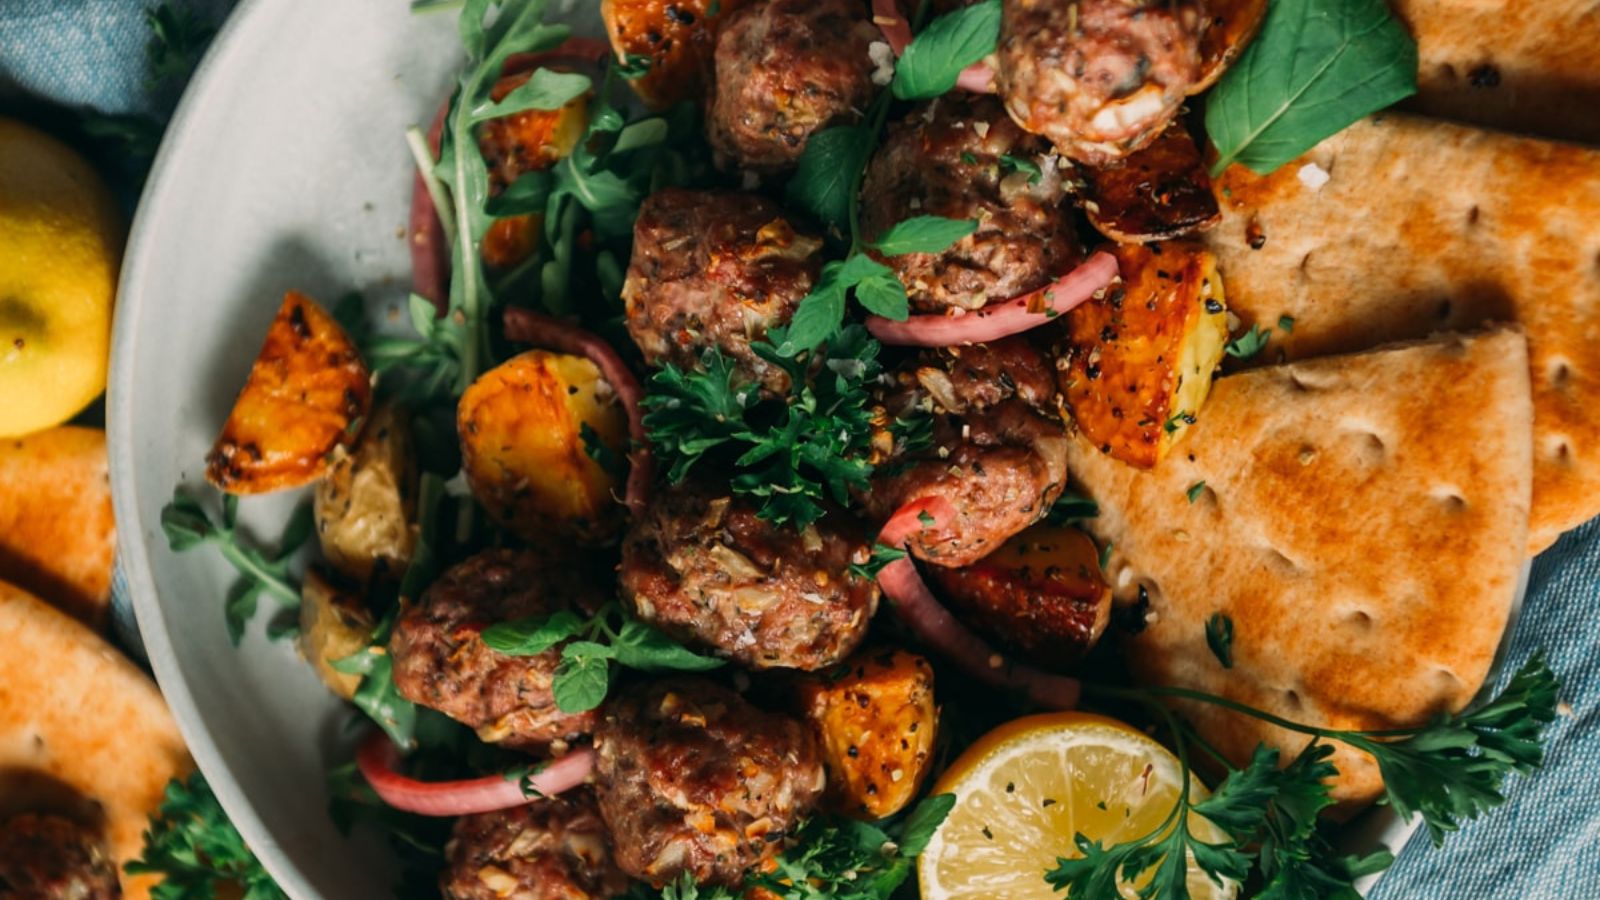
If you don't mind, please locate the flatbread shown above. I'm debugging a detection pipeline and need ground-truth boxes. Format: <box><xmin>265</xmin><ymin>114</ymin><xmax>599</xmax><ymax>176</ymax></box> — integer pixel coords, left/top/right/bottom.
<box><xmin>0</xmin><ymin>580</ymin><xmax>191</xmax><ymax>899</ymax></box>
<box><xmin>1394</xmin><ymin>0</ymin><xmax>1600</xmax><ymax>145</ymax></box>
<box><xmin>1067</xmin><ymin>330</ymin><xmax>1532</xmax><ymax>807</ymax></box>
<box><xmin>1205</xmin><ymin>113</ymin><xmax>1600</xmax><ymax>552</ymax></box>
<box><xmin>0</xmin><ymin>426</ymin><xmax>116</xmax><ymax>629</ymax></box>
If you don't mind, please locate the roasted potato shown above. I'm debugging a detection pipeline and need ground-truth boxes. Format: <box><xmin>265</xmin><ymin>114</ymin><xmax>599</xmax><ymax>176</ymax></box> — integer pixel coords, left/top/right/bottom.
<box><xmin>796</xmin><ymin>648</ymin><xmax>938</xmax><ymax>820</ymax></box>
<box><xmin>205</xmin><ymin>291</ymin><xmax>371</xmax><ymax>494</ymax></box>
<box><xmin>314</xmin><ymin>402</ymin><xmax>417</xmax><ymax>584</ymax></box>
<box><xmin>458</xmin><ymin>349</ymin><xmax>629</xmax><ymax>544</ymax></box>
<box><xmin>477</xmin><ymin>75</ymin><xmax>588</xmax><ymax>270</ymax></box>
<box><xmin>298</xmin><ymin>567</ymin><xmax>375</xmax><ymax>700</ymax></box>
<box><xmin>1195</xmin><ymin>0</ymin><xmax>1269</xmax><ymax>92</ymax></box>
<box><xmin>1082</xmin><ymin>122</ymin><xmax>1221</xmax><ymax>243</ymax></box>
<box><xmin>601</xmin><ymin>0</ymin><xmax>750</xmax><ymax>109</ymax></box>
<box><xmin>928</xmin><ymin>525</ymin><xmax>1111</xmax><ymax>669</ymax></box>
<box><xmin>1056</xmin><ymin>242</ymin><xmax>1228</xmax><ymax>468</ymax></box>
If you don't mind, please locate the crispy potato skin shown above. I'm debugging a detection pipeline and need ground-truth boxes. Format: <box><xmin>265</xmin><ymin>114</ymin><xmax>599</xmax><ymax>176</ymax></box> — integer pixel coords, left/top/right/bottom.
<box><xmin>314</xmin><ymin>403</ymin><xmax>417</xmax><ymax>584</ymax></box>
<box><xmin>796</xmin><ymin>648</ymin><xmax>939</xmax><ymax>820</ymax></box>
<box><xmin>601</xmin><ymin>0</ymin><xmax>750</xmax><ymax>109</ymax></box>
<box><xmin>205</xmin><ymin>291</ymin><xmax>371</xmax><ymax>494</ymax></box>
<box><xmin>928</xmin><ymin>525</ymin><xmax>1111</xmax><ymax>669</ymax></box>
<box><xmin>1056</xmin><ymin>242</ymin><xmax>1228</xmax><ymax>468</ymax></box>
<box><xmin>1195</xmin><ymin>0</ymin><xmax>1268</xmax><ymax>92</ymax></box>
<box><xmin>458</xmin><ymin>350</ymin><xmax>629</xmax><ymax>543</ymax></box>
<box><xmin>298</xmin><ymin>567</ymin><xmax>374</xmax><ymax>700</ymax></box>
<box><xmin>1082</xmin><ymin>122</ymin><xmax>1220</xmax><ymax>243</ymax></box>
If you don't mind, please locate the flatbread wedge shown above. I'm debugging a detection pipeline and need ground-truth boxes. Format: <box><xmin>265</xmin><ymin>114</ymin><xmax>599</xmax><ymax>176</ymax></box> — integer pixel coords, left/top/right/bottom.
<box><xmin>1205</xmin><ymin>113</ymin><xmax>1600</xmax><ymax>552</ymax></box>
<box><xmin>1394</xmin><ymin>0</ymin><xmax>1600</xmax><ymax>145</ymax></box>
<box><xmin>1067</xmin><ymin>330</ymin><xmax>1532</xmax><ymax>807</ymax></box>
<box><xmin>0</xmin><ymin>580</ymin><xmax>192</xmax><ymax>899</ymax></box>
<box><xmin>0</xmin><ymin>426</ymin><xmax>116</xmax><ymax>629</ymax></box>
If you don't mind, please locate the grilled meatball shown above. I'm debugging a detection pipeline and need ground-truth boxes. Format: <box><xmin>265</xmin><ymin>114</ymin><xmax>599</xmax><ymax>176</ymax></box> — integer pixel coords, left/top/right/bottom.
<box><xmin>707</xmin><ymin>0</ymin><xmax>880</xmax><ymax>172</ymax></box>
<box><xmin>442</xmin><ymin>791</ymin><xmax>628</xmax><ymax>900</ymax></box>
<box><xmin>865</xmin><ymin>338</ymin><xmax>1069</xmax><ymax>567</ymax></box>
<box><xmin>0</xmin><ymin>814</ymin><xmax>119</xmax><ymax>900</ymax></box>
<box><xmin>390</xmin><ymin>549</ymin><xmax>604</xmax><ymax>751</ymax></box>
<box><xmin>594</xmin><ymin>678</ymin><xmax>825</xmax><ymax>887</ymax></box>
<box><xmin>623</xmin><ymin>189</ymin><xmax>823</xmax><ymax>394</ymax></box>
<box><xmin>860</xmin><ymin>95</ymin><xmax>1081</xmax><ymax>314</ymax></box>
<box><xmin>620</xmin><ymin>483</ymin><xmax>879</xmax><ymax>670</ymax></box>
<box><xmin>997</xmin><ymin>0</ymin><xmax>1206</xmax><ymax>165</ymax></box>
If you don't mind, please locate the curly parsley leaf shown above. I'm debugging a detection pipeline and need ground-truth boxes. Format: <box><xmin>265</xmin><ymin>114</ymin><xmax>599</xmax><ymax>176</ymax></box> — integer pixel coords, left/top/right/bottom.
<box><xmin>1206</xmin><ymin>0</ymin><xmax>1417</xmax><ymax>175</ymax></box>
<box><xmin>892</xmin><ymin>0</ymin><xmax>1002</xmax><ymax>101</ymax></box>
<box><xmin>126</xmin><ymin>771</ymin><xmax>285</xmax><ymax>900</ymax></box>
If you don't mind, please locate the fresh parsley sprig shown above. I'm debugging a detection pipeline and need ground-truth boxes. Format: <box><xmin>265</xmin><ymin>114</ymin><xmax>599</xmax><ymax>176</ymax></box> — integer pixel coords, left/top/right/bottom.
<box><xmin>160</xmin><ymin>488</ymin><xmax>313</xmax><ymax>645</ymax></box>
<box><xmin>482</xmin><ymin>602</ymin><xmax>723</xmax><ymax>713</ymax></box>
<box><xmin>1051</xmin><ymin>655</ymin><xmax>1561</xmax><ymax>898</ymax></box>
<box><xmin>127</xmin><ymin>771</ymin><xmax>286</xmax><ymax>900</ymax></box>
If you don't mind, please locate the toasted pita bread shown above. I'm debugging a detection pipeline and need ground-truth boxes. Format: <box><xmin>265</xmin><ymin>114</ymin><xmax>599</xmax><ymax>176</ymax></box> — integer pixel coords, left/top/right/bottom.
<box><xmin>1205</xmin><ymin>113</ymin><xmax>1600</xmax><ymax>552</ymax></box>
<box><xmin>0</xmin><ymin>580</ymin><xmax>191</xmax><ymax>899</ymax></box>
<box><xmin>0</xmin><ymin>426</ymin><xmax>116</xmax><ymax>629</ymax></box>
<box><xmin>1394</xmin><ymin>0</ymin><xmax>1600</xmax><ymax>145</ymax></box>
<box><xmin>1067</xmin><ymin>331</ymin><xmax>1532</xmax><ymax>807</ymax></box>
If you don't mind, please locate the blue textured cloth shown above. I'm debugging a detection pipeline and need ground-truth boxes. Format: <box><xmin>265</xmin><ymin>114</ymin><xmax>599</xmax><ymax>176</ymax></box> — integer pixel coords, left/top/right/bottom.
<box><xmin>6</xmin><ymin>2</ymin><xmax>1597</xmax><ymax>898</ymax></box>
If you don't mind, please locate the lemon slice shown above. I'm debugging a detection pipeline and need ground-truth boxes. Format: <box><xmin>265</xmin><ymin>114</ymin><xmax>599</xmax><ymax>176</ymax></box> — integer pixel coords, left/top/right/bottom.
<box><xmin>918</xmin><ymin>711</ymin><xmax>1237</xmax><ymax>900</ymax></box>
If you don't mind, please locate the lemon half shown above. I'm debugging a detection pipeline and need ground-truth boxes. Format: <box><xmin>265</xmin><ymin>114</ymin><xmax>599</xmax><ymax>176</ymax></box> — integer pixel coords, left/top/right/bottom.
<box><xmin>919</xmin><ymin>711</ymin><xmax>1237</xmax><ymax>900</ymax></box>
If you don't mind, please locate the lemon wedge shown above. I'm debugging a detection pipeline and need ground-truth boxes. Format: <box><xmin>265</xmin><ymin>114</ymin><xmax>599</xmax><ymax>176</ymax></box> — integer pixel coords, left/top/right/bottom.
<box><xmin>918</xmin><ymin>711</ymin><xmax>1237</xmax><ymax>900</ymax></box>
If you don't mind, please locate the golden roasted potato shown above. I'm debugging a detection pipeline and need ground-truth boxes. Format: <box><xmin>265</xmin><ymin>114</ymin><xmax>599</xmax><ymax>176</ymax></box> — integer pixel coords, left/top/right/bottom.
<box><xmin>1056</xmin><ymin>242</ymin><xmax>1228</xmax><ymax>468</ymax></box>
<box><xmin>314</xmin><ymin>403</ymin><xmax>417</xmax><ymax>584</ymax></box>
<box><xmin>477</xmin><ymin>78</ymin><xmax>588</xmax><ymax>270</ymax></box>
<box><xmin>796</xmin><ymin>648</ymin><xmax>938</xmax><ymax>820</ymax></box>
<box><xmin>205</xmin><ymin>291</ymin><xmax>371</xmax><ymax>494</ymax></box>
<box><xmin>1082</xmin><ymin>122</ymin><xmax>1221</xmax><ymax>244</ymax></box>
<box><xmin>928</xmin><ymin>525</ymin><xmax>1111</xmax><ymax>669</ymax></box>
<box><xmin>458</xmin><ymin>349</ymin><xmax>629</xmax><ymax>543</ymax></box>
<box><xmin>1196</xmin><ymin>0</ymin><xmax>1269</xmax><ymax>92</ymax></box>
<box><xmin>601</xmin><ymin>0</ymin><xmax>750</xmax><ymax>109</ymax></box>
<box><xmin>298</xmin><ymin>567</ymin><xmax>374</xmax><ymax>700</ymax></box>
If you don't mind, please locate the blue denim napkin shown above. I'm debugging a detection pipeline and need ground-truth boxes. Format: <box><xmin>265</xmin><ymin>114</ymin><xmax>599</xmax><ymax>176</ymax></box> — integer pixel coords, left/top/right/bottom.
<box><xmin>7</xmin><ymin>1</ymin><xmax>1596</xmax><ymax>897</ymax></box>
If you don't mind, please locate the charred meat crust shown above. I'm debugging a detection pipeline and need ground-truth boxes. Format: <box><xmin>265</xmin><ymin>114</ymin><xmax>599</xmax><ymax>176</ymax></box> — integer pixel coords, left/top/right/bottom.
<box><xmin>441</xmin><ymin>790</ymin><xmax>630</xmax><ymax>900</ymax></box>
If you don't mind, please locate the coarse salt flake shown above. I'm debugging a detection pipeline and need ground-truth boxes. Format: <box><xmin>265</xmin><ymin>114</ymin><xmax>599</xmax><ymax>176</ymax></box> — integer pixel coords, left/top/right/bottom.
<box><xmin>868</xmin><ymin>41</ymin><xmax>896</xmax><ymax>86</ymax></box>
<box><xmin>1297</xmin><ymin>162</ymin><xmax>1331</xmax><ymax>191</ymax></box>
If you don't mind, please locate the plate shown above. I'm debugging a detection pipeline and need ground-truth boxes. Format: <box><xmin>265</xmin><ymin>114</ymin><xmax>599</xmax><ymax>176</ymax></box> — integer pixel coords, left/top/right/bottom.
<box><xmin>105</xmin><ymin>1</ymin><xmax>1521</xmax><ymax>896</ymax></box>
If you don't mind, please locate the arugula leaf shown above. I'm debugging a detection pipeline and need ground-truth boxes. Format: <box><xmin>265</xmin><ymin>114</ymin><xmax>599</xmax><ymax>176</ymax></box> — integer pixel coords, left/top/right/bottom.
<box><xmin>892</xmin><ymin>0</ymin><xmax>1002</xmax><ymax>101</ymax></box>
<box><xmin>787</xmin><ymin>125</ymin><xmax>876</xmax><ymax>230</ymax></box>
<box><xmin>467</xmin><ymin>68</ymin><xmax>590</xmax><ymax>122</ymax></box>
<box><xmin>126</xmin><ymin>771</ymin><xmax>285</xmax><ymax>899</ymax></box>
<box><xmin>869</xmin><ymin>216</ymin><xmax>978</xmax><ymax>256</ymax></box>
<box><xmin>1224</xmin><ymin>324</ymin><xmax>1271</xmax><ymax>359</ymax></box>
<box><xmin>1206</xmin><ymin>0</ymin><xmax>1417</xmax><ymax>175</ymax></box>
<box><xmin>1205</xmin><ymin>612</ymin><xmax>1235</xmax><ymax>669</ymax></box>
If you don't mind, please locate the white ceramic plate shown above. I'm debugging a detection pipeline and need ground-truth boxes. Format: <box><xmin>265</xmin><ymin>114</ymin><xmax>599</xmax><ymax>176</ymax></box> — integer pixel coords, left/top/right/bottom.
<box><xmin>108</xmin><ymin>1</ymin><xmax>1520</xmax><ymax>896</ymax></box>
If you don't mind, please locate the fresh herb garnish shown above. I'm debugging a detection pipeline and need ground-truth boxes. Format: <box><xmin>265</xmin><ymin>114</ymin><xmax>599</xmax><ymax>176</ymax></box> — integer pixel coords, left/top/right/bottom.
<box><xmin>160</xmin><ymin>489</ymin><xmax>313</xmax><ymax>645</ymax></box>
<box><xmin>787</xmin><ymin>124</ymin><xmax>877</xmax><ymax>232</ymax></box>
<box><xmin>1224</xmin><ymin>324</ymin><xmax>1271</xmax><ymax>359</ymax></box>
<box><xmin>1278</xmin><ymin>314</ymin><xmax>1296</xmax><ymax>334</ymax></box>
<box><xmin>1206</xmin><ymin>0</ymin><xmax>1417</xmax><ymax>176</ymax></box>
<box><xmin>332</xmin><ymin>607</ymin><xmax>421</xmax><ymax>751</ymax></box>
<box><xmin>1000</xmin><ymin>153</ymin><xmax>1043</xmax><ymax>183</ymax></box>
<box><xmin>850</xmin><ymin>542</ymin><xmax>911</xmax><ymax>581</ymax></box>
<box><xmin>482</xmin><ymin>602</ymin><xmax>723</xmax><ymax>714</ymax></box>
<box><xmin>1053</xmin><ymin>655</ymin><xmax>1560</xmax><ymax>897</ymax></box>
<box><xmin>1048</xmin><ymin>491</ymin><xmax>1100</xmax><ymax>525</ymax></box>
<box><xmin>891</xmin><ymin>0</ymin><xmax>1002</xmax><ymax>101</ymax></box>
<box><xmin>1163</xmin><ymin>411</ymin><xmax>1195</xmax><ymax>435</ymax></box>
<box><xmin>126</xmin><ymin>771</ymin><xmax>286</xmax><ymax>899</ymax></box>
<box><xmin>1187</xmin><ymin>481</ymin><xmax>1208</xmax><ymax>504</ymax></box>
<box><xmin>869</xmin><ymin>215</ymin><xmax>979</xmax><ymax>256</ymax></box>
<box><xmin>1205</xmin><ymin>612</ymin><xmax>1235</xmax><ymax>668</ymax></box>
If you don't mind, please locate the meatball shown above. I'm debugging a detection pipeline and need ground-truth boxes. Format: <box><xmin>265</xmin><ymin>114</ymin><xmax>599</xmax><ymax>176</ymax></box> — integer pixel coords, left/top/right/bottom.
<box><xmin>0</xmin><ymin>814</ymin><xmax>119</xmax><ymax>900</ymax></box>
<box><xmin>594</xmin><ymin>678</ymin><xmax>825</xmax><ymax>887</ymax></box>
<box><xmin>623</xmin><ymin>189</ymin><xmax>823</xmax><ymax>394</ymax></box>
<box><xmin>860</xmin><ymin>95</ymin><xmax>1082</xmax><ymax>314</ymax></box>
<box><xmin>865</xmin><ymin>337</ymin><xmax>1070</xmax><ymax>567</ymax></box>
<box><xmin>620</xmin><ymin>483</ymin><xmax>879</xmax><ymax>670</ymax></box>
<box><xmin>390</xmin><ymin>549</ymin><xmax>604</xmax><ymax>750</ymax></box>
<box><xmin>442</xmin><ymin>791</ymin><xmax>629</xmax><ymax>900</ymax></box>
<box><xmin>707</xmin><ymin>0</ymin><xmax>880</xmax><ymax>172</ymax></box>
<box><xmin>997</xmin><ymin>0</ymin><xmax>1206</xmax><ymax>165</ymax></box>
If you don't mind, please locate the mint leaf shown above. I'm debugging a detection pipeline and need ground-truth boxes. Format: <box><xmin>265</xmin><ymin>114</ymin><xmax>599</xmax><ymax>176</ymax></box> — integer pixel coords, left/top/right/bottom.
<box><xmin>896</xmin><ymin>793</ymin><xmax>956</xmax><ymax>856</ymax></box>
<box><xmin>1206</xmin><ymin>0</ymin><xmax>1417</xmax><ymax>175</ymax></box>
<box><xmin>787</xmin><ymin>124</ymin><xmax>875</xmax><ymax>230</ymax></box>
<box><xmin>611</xmin><ymin>620</ymin><xmax>724</xmax><ymax>672</ymax></box>
<box><xmin>869</xmin><ymin>216</ymin><xmax>978</xmax><ymax>256</ymax></box>
<box><xmin>482</xmin><ymin>610</ymin><xmax>587</xmax><ymax>656</ymax></box>
<box><xmin>553</xmin><ymin>643</ymin><xmax>613</xmax><ymax>713</ymax></box>
<box><xmin>892</xmin><ymin>0</ymin><xmax>1002</xmax><ymax>101</ymax></box>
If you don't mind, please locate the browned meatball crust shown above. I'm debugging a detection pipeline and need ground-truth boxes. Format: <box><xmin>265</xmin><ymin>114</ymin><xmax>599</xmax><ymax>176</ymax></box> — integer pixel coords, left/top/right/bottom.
<box><xmin>860</xmin><ymin>95</ymin><xmax>1082</xmax><ymax>314</ymax></box>
<box><xmin>0</xmin><ymin>814</ymin><xmax>119</xmax><ymax>900</ymax></box>
<box><xmin>390</xmin><ymin>549</ymin><xmax>603</xmax><ymax>751</ymax></box>
<box><xmin>620</xmin><ymin>483</ymin><xmax>879</xmax><ymax>670</ymax></box>
<box><xmin>997</xmin><ymin>0</ymin><xmax>1205</xmax><ymax>165</ymax></box>
<box><xmin>865</xmin><ymin>338</ymin><xmax>1069</xmax><ymax>567</ymax></box>
<box><xmin>623</xmin><ymin>189</ymin><xmax>823</xmax><ymax>394</ymax></box>
<box><xmin>442</xmin><ymin>791</ymin><xmax>629</xmax><ymax>900</ymax></box>
<box><xmin>707</xmin><ymin>0</ymin><xmax>880</xmax><ymax>172</ymax></box>
<box><xmin>594</xmin><ymin>678</ymin><xmax>825</xmax><ymax>887</ymax></box>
